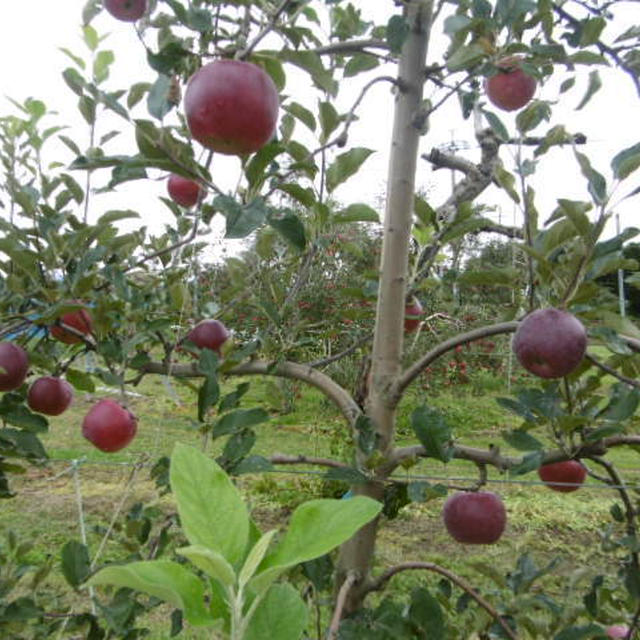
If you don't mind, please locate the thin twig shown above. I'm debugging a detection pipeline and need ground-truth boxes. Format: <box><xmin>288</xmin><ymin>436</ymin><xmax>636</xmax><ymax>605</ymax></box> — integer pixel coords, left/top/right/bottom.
<box><xmin>327</xmin><ymin>571</ymin><xmax>358</xmax><ymax>639</ymax></box>
<box><xmin>269</xmin><ymin>454</ymin><xmax>349</xmax><ymax>469</ymax></box>
<box><xmin>237</xmin><ymin>0</ymin><xmax>294</xmax><ymax>59</ymax></box>
<box><xmin>366</xmin><ymin>562</ymin><xmax>517</xmax><ymax>640</ymax></box>
<box><xmin>586</xmin><ymin>353</ymin><xmax>640</xmax><ymax>389</ymax></box>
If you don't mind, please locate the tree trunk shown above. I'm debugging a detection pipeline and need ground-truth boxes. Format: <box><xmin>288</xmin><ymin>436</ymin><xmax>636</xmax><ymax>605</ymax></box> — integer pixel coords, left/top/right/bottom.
<box><xmin>335</xmin><ymin>0</ymin><xmax>434</xmax><ymax>616</ymax></box>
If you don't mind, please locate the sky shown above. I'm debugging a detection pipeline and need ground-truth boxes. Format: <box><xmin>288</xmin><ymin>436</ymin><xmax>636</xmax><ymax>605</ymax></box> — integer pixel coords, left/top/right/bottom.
<box><xmin>0</xmin><ymin>1</ymin><xmax>638</xmax><ymax>260</ymax></box>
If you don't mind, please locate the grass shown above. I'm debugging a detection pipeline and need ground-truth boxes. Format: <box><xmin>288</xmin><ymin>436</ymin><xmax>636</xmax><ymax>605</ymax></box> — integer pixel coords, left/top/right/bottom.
<box><xmin>1</xmin><ymin>364</ymin><xmax>638</xmax><ymax>637</ymax></box>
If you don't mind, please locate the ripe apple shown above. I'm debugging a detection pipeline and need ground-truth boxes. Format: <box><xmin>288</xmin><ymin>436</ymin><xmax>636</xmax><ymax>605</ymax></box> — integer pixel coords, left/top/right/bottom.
<box><xmin>184</xmin><ymin>59</ymin><xmax>279</xmax><ymax>155</ymax></box>
<box><xmin>606</xmin><ymin>625</ymin><xmax>630</xmax><ymax>639</ymax></box>
<box><xmin>82</xmin><ymin>399</ymin><xmax>138</xmax><ymax>453</ymax></box>
<box><xmin>104</xmin><ymin>0</ymin><xmax>147</xmax><ymax>22</ymax></box>
<box><xmin>0</xmin><ymin>342</ymin><xmax>29</xmax><ymax>392</ymax></box>
<box><xmin>167</xmin><ymin>174</ymin><xmax>205</xmax><ymax>208</ymax></box>
<box><xmin>485</xmin><ymin>57</ymin><xmax>536</xmax><ymax>112</ymax></box>
<box><xmin>512</xmin><ymin>308</ymin><xmax>587</xmax><ymax>379</ymax></box>
<box><xmin>443</xmin><ymin>491</ymin><xmax>506</xmax><ymax>544</ymax></box>
<box><xmin>186</xmin><ymin>319</ymin><xmax>230</xmax><ymax>355</ymax></box>
<box><xmin>404</xmin><ymin>298</ymin><xmax>424</xmax><ymax>333</ymax></box>
<box><xmin>50</xmin><ymin>304</ymin><xmax>93</xmax><ymax>345</ymax></box>
<box><xmin>27</xmin><ymin>376</ymin><xmax>73</xmax><ymax>416</ymax></box>
<box><xmin>538</xmin><ymin>460</ymin><xmax>586</xmax><ymax>493</ymax></box>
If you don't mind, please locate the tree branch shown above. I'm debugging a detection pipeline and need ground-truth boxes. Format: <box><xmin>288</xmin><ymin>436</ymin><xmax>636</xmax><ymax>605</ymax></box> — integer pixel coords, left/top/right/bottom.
<box><xmin>390</xmin><ymin>321</ymin><xmax>518</xmax><ymax>405</ymax></box>
<box><xmin>237</xmin><ymin>0</ymin><xmax>294</xmax><ymax>60</ymax></box>
<box><xmin>365</xmin><ymin>562</ymin><xmax>517</xmax><ymax>640</ymax></box>
<box><xmin>586</xmin><ymin>353</ymin><xmax>640</xmax><ymax>389</ymax></box>
<box><xmin>140</xmin><ymin>358</ymin><xmax>362</xmax><ymax>426</ymax></box>
<box><xmin>312</xmin><ymin>39</ymin><xmax>390</xmax><ymax>56</ymax></box>
<box><xmin>327</xmin><ymin>571</ymin><xmax>359</xmax><ymax>639</ymax></box>
<box><xmin>269</xmin><ymin>453</ymin><xmax>349</xmax><ymax>469</ymax></box>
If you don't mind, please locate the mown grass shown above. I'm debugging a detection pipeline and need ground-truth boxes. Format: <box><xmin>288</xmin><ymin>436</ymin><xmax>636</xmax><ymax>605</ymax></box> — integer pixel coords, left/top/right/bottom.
<box><xmin>1</xmin><ymin>363</ymin><xmax>638</xmax><ymax>638</ymax></box>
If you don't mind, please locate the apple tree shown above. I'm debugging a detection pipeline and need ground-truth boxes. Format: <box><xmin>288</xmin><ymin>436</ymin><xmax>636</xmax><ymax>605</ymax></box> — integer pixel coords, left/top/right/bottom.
<box><xmin>2</xmin><ymin>0</ymin><xmax>640</xmax><ymax>637</ymax></box>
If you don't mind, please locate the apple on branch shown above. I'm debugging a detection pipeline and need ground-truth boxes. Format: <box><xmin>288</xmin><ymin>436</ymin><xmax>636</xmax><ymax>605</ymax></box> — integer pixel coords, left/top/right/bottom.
<box><xmin>82</xmin><ymin>399</ymin><xmax>138</xmax><ymax>453</ymax></box>
<box><xmin>485</xmin><ymin>57</ymin><xmax>537</xmax><ymax>112</ymax></box>
<box><xmin>404</xmin><ymin>297</ymin><xmax>424</xmax><ymax>333</ymax></box>
<box><xmin>50</xmin><ymin>303</ymin><xmax>94</xmax><ymax>345</ymax></box>
<box><xmin>183</xmin><ymin>319</ymin><xmax>231</xmax><ymax>357</ymax></box>
<box><xmin>167</xmin><ymin>174</ymin><xmax>205</xmax><ymax>208</ymax></box>
<box><xmin>538</xmin><ymin>460</ymin><xmax>587</xmax><ymax>493</ymax></box>
<box><xmin>184</xmin><ymin>59</ymin><xmax>279</xmax><ymax>155</ymax></box>
<box><xmin>512</xmin><ymin>307</ymin><xmax>587</xmax><ymax>379</ymax></box>
<box><xmin>0</xmin><ymin>342</ymin><xmax>29</xmax><ymax>392</ymax></box>
<box><xmin>442</xmin><ymin>491</ymin><xmax>507</xmax><ymax>544</ymax></box>
<box><xmin>27</xmin><ymin>376</ymin><xmax>73</xmax><ymax>416</ymax></box>
<box><xmin>104</xmin><ymin>0</ymin><xmax>147</xmax><ymax>22</ymax></box>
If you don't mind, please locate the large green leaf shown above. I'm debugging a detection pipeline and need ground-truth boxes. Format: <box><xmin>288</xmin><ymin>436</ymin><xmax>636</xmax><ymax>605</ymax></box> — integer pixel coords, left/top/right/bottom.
<box><xmin>249</xmin><ymin>497</ymin><xmax>381</xmax><ymax>595</ymax></box>
<box><xmin>326</xmin><ymin>148</ymin><xmax>375</xmax><ymax>193</ymax></box>
<box><xmin>170</xmin><ymin>444</ymin><xmax>249</xmax><ymax>566</ymax></box>
<box><xmin>177</xmin><ymin>545</ymin><xmax>236</xmax><ymax>588</ymax></box>
<box><xmin>87</xmin><ymin>560</ymin><xmax>214</xmax><ymax>627</ymax></box>
<box><xmin>244</xmin><ymin>583</ymin><xmax>308</xmax><ymax>640</ymax></box>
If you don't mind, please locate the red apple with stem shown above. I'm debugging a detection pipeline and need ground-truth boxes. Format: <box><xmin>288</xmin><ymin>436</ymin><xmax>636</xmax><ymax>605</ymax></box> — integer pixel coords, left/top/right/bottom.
<box><xmin>485</xmin><ymin>57</ymin><xmax>536</xmax><ymax>112</ymax></box>
<box><xmin>184</xmin><ymin>59</ymin><xmax>279</xmax><ymax>155</ymax></box>
<box><xmin>50</xmin><ymin>303</ymin><xmax>93</xmax><ymax>345</ymax></box>
<box><xmin>404</xmin><ymin>297</ymin><xmax>424</xmax><ymax>333</ymax></box>
<box><xmin>27</xmin><ymin>377</ymin><xmax>74</xmax><ymax>416</ymax></box>
<box><xmin>82</xmin><ymin>399</ymin><xmax>138</xmax><ymax>453</ymax></box>
<box><xmin>443</xmin><ymin>491</ymin><xmax>506</xmax><ymax>544</ymax></box>
<box><xmin>104</xmin><ymin>0</ymin><xmax>147</xmax><ymax>22</ymax></box>
<box><xmin>538</xmin><ymin>460</ymin><xmax>586</xmax><ymax>493</ymax></box>
<box><xmin>167</xmin><ymin>174</ymin><xmax>205</xmax><ymax>208</ymax></box>
<box><xmin>185</xmin><ymin>319</ymin><xmax>230</xmax><ymax>356</ymax></box>
<box><xmin>512</xmin><ymin>308</ymin><xmax>587</xmax><ymax>379</ymax></box>
<box><xmin>0</xmin><ymin>342</ymin><xmax>29</xmax><ymax>392</ymax></box>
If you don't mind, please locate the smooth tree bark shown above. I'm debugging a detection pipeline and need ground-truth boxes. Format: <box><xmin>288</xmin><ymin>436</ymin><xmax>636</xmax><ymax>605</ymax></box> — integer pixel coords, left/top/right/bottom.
<box><xmin>334</xmin><ymin>0</ymin><xmax>434</xmax><ymax>614</ymax></box>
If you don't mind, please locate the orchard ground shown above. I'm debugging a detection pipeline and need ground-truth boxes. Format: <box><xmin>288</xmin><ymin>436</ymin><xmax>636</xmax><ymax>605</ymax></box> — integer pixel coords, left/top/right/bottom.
<box><xmin>1</xmin><ymin>353</ymin><xmax>637</xmax><ymax>637</ymax></box>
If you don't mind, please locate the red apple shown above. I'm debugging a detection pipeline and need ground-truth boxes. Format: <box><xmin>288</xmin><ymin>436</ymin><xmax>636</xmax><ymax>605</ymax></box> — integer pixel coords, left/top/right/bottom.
<box><xmin>82</xmin><ymin>399</ymin><xmax>138</xmax><ymax>453</ymax></box>
<box><xmin>0</xmin><ymin>342</ymin><xmax>29</xmax><ymax>392</ymax></box>
<box><xmin>184</xmin><ymin>59</ymin><xmax>279</xmax><ymax>155</ymax></box>
<box><xmin>538</xmin><ymin>460</ymin><xmax>586</xmax><ymax>493</ymax></box>
<box><xmin>167</xmin><ymin>174</ymin><xmax>205</xmax><ymax>208</ymax></box>
<box><xmin>50</xmin><ymin>303</ymin><xmax>93</xmax><ymax>345</ymax></box>
<box><xmin>606</xmin><ymin>625</ymin><xmax>630</xmax><ymax>639</ymax></box>
<box><xmin>104</xmin><ymin>0</ymin><xmax>147</xmax><ymax>22</ymax></box>
<box><xmin>186</xmin><ymin>319</ymin><xmax>230</xmax><ymax>355</ymax></box>
<box><xmin>443</xmin><ymin>491</ymin><xmax>506</xmax><ymax>544</ymax></box>
<box><xmin>513</xmin><ymin>308</ymin><xmax>587</xmax><ymax>379</ymax></box>
<box><xmin>404</xmin><ymin>298</ymin><xmax>424</xmax><ymax>333</ymax></box>
<box><xmin>27</xmin><ymin>376</ymin><xmax>73</xmax><ymax>416</ymax></box>
<box><xmin>485</xmin><ymin>57</ymin><xmax>536</xmax><ymax>112</ymax></box>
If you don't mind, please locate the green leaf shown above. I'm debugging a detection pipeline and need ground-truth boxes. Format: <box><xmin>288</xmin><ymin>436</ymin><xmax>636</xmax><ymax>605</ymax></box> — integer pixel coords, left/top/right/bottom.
<box><xmin>411</xmin><ymin>406</ymin><xmax>452</xmax><ymax>463</ymax></box>
<box><xmin>239</xmin><ymin>530</ymin><xmax>277</xmax><ymax>589</ymax></box>
<box><xmin>344</xmin><ymin>54</ymin><xmax>379</xmax><ymax>77</ymax></box>
<box><xmin>147</xmin><ymin>74</ymin><xmax>175</xmax><ymax>120</ymax></box>
<box><xmin>333</xmin><ymin>203</ymin><xmax>379</xmax><ymax>224</ymax></box>
<box><xmin>483</xmin><ymin>111</ymin><xmax>509</xmax><ymax>141</ymax></box>
<box><xmin>326</xmin><ymin>148</ymin><xmax>375</xmax><ymax>193</ymax></box>
<box><xmin>446</xmin><ymin>43</ymin><xmax>485</xmax><ymax>72</ymax></box>
<box><xmin>276</xmin><ymin>183</ymin><xmax>316</xmax><ymax>208</ymax></box>
<box><xmin>250</xmin><ymin>497</ymin><xmax>382</xmax><ymax>595</ymax></box>
<box><xmin>555</xmin><ymin>198</ymin><xmax>592</xmax><ymax>235</ymax></box>
<box><xmin>284</xmin><ymin>102</ymin><xmax>316</xmax><ymax>132</ymax></box>
<box><xmin>268</xmin><ymin>211</ymin><xmax>306</xmax><ymax>250</ymax></box>
<box><xmin>212</xmin><ymin>408</ymin><xmax>270</xmax><ymax>438</ymax></box>
<box><xmin>318</xmin><ymin>101</ymin><xmax>340</xmax><ymax>143</ymax></box>
<box><xmin>386</xmin><ymin>15</ymin><xmax>409</xmax><ymax>54</ymax></box>
<box><xmin>176</xmin><ymin>545</ymin><xmax>236</xmax><ymax>588</ymax></box>
<box><xmin>93</xmin><ymin>50</ymin><xmax>114</xmax><ymax>84</ymax></box>
<box><xmin>574</xmin><ymin>151</ymin><xmax>607</xmax><ymax>204</ymax></box>
<box><xmin>576</xmin><ymin>70</ymin><xmax>602</xmax><ymax>110</ymax></box>
<box><xmin>87</xmin><ymin>560</ymin><xmax>214</xmax><ymax>627</ymax></box>
<box><xmin>170</xmin><ymin>444</ymin><xmax>249</xmax><ymax>566</ymax></box>
<box><xmin>61</xmin><ymin>541</ymin><xmax>91</xmax><ymax>588</ymax></box>
<box><xmin>197</xmin><ymin>374</ymin><xmax>219</xmax><ymax>422</ymax></box>
<box><xmin>407</xmin><ymin>481</ymin><xmax>447</xmax><ymax>503</ymax></box>
<box><xmin>213</xmin><ymin>196</ymin><xmax>268</xmax><ymax>239</ymax></box>
<box><xmin>244</xmin><ymin>583</ymin><xmax>308</xmax><ymax>640</ymax></box>
<box><xmin>598</xmin><ymin>384</ymin><xmax>640</xmax><ymax>422</ymax></box>
<box><xmin>408</xmin><ymin>587</ymin><xmax>445</xmax><ymax>639</ymax></box>
<box><xmin>502</xmin><ymin>429</ymin><xmax>544</xmax><ymax>451</ymax></box>
<box><xmin>66</xmin><ymin>369</ymin><xmax>95</xmax><ymax>392</ymax></box>
<box><xmin>3</xmin><ymin>407</ymin><xmax>48</xmax><ymax>433</ymax></box>
<box><xmin>611</xmin><ymin>142</ymin><xmax>640</xmax><ymax>181</ymax></box>
<box><xmin>510</xmin><ymin>451</ymin><xmax>544</xmax><ymax>476</ymax></box>
<box><xmin>516</xmin><ymin>101</ymin><xmax>551</xmax><ymax>134</ymax></box>
<box><xmin>554</xmin><ymin>624</ymin><xmax>605</xmax><ymax>640</ymax></box>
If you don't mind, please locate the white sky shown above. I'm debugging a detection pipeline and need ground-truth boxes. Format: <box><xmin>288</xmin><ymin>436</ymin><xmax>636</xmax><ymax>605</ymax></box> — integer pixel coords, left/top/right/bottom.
<box><xmin>0</xmin><ymin>1</ymin><xmax>638</xmax><ymax>258</ymax></box>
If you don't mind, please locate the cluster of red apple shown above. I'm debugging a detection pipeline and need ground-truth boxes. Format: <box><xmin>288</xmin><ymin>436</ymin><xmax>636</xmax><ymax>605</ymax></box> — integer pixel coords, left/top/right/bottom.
<box><xmin>485</xmin><ymin>56</ymin><xmax>537</xmax><ymax>112</ymax></box>
<box><xmin>0</xmin><ymin>304</ymin><xmax>230</xmax><ymax>454</ymax></box>
<box><xmin>443</xmin><ymin>308</ymin><xmax>589</xmax><ymax>545</ymax></box>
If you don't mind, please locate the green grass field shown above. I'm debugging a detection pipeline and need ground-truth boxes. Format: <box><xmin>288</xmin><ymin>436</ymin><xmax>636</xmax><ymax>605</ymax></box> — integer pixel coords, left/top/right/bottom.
<box><xmin>1</xmin><ymin>365</ymin><xmax>638</xmax><ymax>638</ymax></box>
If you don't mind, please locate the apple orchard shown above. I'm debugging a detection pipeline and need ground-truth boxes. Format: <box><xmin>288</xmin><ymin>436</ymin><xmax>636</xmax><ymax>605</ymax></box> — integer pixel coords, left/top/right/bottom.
<box><xmin>1</xmin><ymin>0</ymin><xmax>640</xmax><ymax>638</ymax></box>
